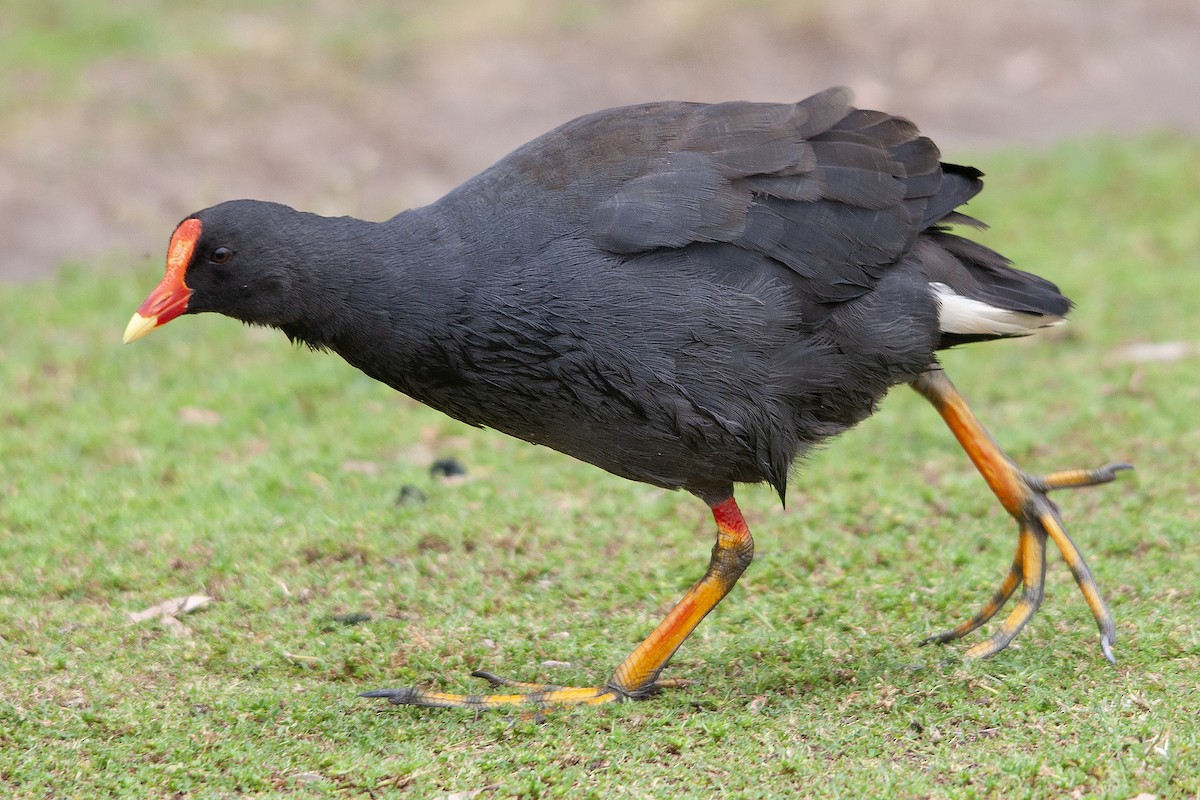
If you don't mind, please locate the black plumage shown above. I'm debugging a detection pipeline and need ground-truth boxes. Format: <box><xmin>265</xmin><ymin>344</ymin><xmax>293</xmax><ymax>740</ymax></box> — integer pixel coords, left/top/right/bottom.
<box><xmin>167</xmin><ymin>89</ymin><xmax>1060</xmax><ymax>502</ymax></box>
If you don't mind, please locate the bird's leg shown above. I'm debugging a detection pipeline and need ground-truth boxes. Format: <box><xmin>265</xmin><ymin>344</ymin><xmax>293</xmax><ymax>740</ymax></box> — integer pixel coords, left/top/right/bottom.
<box><xmin>910</xmin><ymin>367</ymin><xmax>1130</xmax><ymax>662</ymax></box>
<box><xmin>361</xmin><ymin>497</ymin><xmax>754</xmax><ymax>710</ymax></box>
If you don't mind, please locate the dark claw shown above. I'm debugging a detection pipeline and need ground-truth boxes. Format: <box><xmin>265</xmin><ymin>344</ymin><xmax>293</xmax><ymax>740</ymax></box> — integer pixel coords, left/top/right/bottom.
<box><xmin>1096</xmin><ymin>462</ymin><xmax>1135</xmax><ymax>482</ymax></box>
<box><xmin>470</xmin><ymin>670</ymin><xmax>506</xmax><ymax>686</ymax></box>
<box><xmin>1100</xmin><ymin>634</ymin><xmax>1116</xmax><ymax>665</ymax></box>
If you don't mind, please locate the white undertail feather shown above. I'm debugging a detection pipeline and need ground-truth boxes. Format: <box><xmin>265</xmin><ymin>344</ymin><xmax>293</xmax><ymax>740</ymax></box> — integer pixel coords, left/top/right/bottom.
<box><xmin>929</xmin><ymin>282</ymin><xmax>1065</xmax><ymax>336</ymax></box>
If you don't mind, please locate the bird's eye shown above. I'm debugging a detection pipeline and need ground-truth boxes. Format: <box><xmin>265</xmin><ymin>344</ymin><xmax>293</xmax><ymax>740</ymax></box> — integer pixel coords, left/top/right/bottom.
<box><xmin>210</xmin><ymin>246</ymin><xmax>233</xmax><ymax>265</ymax></box>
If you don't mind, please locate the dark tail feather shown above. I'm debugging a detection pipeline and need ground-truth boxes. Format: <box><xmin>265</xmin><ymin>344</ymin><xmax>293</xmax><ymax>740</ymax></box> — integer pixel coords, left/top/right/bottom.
<box><xmin>921</xmin><ymin>163</ymin><xmax>984</xmax><ymax>229</ymax></box>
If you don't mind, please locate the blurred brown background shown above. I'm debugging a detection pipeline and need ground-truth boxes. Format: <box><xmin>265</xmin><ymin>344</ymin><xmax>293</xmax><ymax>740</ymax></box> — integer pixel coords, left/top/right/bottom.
<box><xmin>2</xmin><ymin>0</ymin><xmax>1197</xmax><ymax>281</ymax></box>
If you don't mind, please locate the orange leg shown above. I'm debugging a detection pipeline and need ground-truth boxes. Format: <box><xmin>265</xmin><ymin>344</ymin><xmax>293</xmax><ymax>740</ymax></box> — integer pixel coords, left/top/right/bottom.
<box><xmin>911</xmin><ymin>367</ymin><xmax>1129</xmax><ymax>662</ymax></box>
<box><xmin>361</xmin><ymin>497</ymin><xmax>754</xmax><ymax>710</ymax></box>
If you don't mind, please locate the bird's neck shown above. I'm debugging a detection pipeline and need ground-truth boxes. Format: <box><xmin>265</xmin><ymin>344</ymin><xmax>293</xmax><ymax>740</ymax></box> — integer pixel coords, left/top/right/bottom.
<box><xmin>278</xmin><ymin>208</ymin><xmax>469</xmax><ymax>394</ymax></box>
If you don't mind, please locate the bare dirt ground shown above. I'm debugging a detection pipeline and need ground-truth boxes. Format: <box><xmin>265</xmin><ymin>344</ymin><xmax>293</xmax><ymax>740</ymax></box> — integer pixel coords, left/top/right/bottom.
<box><xmin>2</xmin><ymin>0</ymin><xmax>1197</xmax><ymax>281</ymax></box>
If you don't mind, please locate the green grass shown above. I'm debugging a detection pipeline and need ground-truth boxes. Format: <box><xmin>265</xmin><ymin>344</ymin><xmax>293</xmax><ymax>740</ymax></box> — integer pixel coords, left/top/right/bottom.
<box><xmin>2</xmin><ymin>136</ymin><xmax>1198</xmax><ymax>798</ymax></box>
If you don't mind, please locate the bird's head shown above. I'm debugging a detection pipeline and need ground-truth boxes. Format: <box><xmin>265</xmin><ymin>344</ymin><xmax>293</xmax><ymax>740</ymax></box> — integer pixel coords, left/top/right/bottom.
<box><xmin>124</xmin><ymin>200</ymin><xmax>301</xmax><ymax>343</ymax></box>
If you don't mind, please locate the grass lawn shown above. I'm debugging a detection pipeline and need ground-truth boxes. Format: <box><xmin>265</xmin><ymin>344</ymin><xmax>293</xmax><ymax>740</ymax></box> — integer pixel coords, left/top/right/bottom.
<box><xmin>2</xmin><ymin>135</ymin><xmax>1198</xmax><ymax>797</ymax></box>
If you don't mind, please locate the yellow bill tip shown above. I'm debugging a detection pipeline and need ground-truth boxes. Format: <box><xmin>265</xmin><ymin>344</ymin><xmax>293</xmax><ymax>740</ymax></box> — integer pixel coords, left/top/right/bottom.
<box><xmin>123</xmin><ymin>312</ymin><xmax>159</xmax><ymax>344</ymax></box>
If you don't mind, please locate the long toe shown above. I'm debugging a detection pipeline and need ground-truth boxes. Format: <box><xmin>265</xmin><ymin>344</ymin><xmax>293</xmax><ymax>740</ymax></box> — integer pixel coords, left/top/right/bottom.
<box><xmin>960</xmin><ymin>524</ymin><xmax>1048</xmax><ymax>659</ymax></box>
<box><xmin>360</xmin><ymin>672</ymin><xmax>627</xmax><ymax>711</ymax></box>
<box><xmin>921</xmin><ymin>551</ymin><xmax>1023</xmax><ymax>646</ymax></box>
<box><xmin>1031</xmin><ymin>463</ymin><xmax>1133</xmax><ymax>492</ymax></box>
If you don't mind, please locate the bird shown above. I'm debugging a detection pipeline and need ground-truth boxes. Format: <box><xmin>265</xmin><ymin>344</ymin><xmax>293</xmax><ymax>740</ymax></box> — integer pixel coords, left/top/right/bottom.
<box><xmin>124</xmin><ymin>87</ymin><xmax>1128</xmax><ymax>710</ymax></box>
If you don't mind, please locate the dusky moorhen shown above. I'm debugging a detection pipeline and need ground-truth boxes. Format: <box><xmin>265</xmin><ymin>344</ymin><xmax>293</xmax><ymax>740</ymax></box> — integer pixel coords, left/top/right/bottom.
<box><xmin>125</xmin><ymin>87</ymin><xmax>1127</xmax><ymax>710</ymax></box>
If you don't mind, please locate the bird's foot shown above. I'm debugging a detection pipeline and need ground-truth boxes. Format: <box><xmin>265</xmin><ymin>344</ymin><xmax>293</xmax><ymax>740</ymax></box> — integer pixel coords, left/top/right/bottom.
<box><xmin>360</xmin><ymin>669</ymin><xmax>688</xmax><ymax>711</ymax></box>
<box><xmin>362</xmin><ymin>497</ymin><xmax>751</xmax><ymax>713</ymax></box>
<box><xmin>911</xmin><ymin>369</ymin><xmax>1129</xmax><ymax>662</ymax></box>
<box><xmin>921</xmin><ymin>462</ymin><xmax>1131</xmax><ymax>662</ymax></box>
